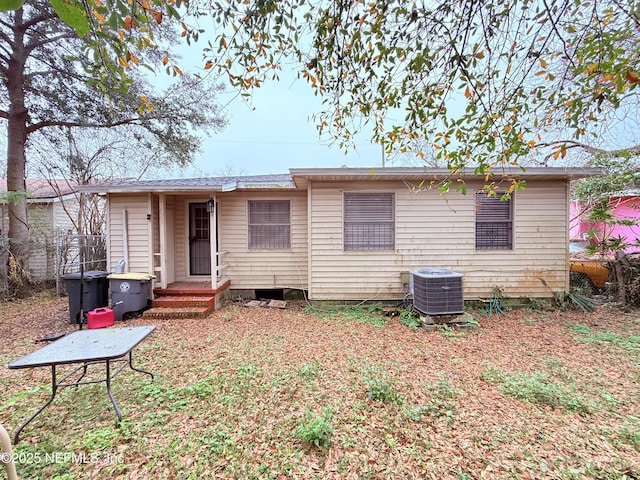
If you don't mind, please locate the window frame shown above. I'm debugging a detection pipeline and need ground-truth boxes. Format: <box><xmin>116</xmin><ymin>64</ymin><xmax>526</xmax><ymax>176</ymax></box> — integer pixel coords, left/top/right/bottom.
<box><xmin>475</xmin><ymin>191</ymin><xmax>514</xmax><ymax>251</ymax></box>
<box><xmin>248</xmin><ymin>199</ymin><xmax>291</xmax><ymax>250</ymax></box>
<box><xmin>343</xmin><ymin>192</ymin><xmax>395</xmax><ymax>252</ymax></box>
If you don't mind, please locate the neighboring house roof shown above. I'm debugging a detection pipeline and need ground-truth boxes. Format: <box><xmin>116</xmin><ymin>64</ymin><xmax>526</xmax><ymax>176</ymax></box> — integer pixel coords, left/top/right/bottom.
<box><xmin>77</xmin><ymin>174</ymin><xmax>295</xmax><ymax>193</ymax></box>
<box><xmin>78</xmin><ymin>167</ymin><xmax>602</xmax><ymax>194</ymax></box>
<box><xmin>605</xmin><ymin>189</ymin><xmax>640</xmax><ymax>198</ymax></box>
<box><xmin>0</xmin><ymin>179</ymin><xmax>79</xmax><ymax>202</ymax></box>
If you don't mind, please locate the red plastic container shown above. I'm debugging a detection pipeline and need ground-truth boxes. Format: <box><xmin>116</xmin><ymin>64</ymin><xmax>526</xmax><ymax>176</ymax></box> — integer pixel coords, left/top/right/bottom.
<box><xmin>87</xmin><ymin>307</ymin><xmax>114</xmax><ymax>329</ymax></box>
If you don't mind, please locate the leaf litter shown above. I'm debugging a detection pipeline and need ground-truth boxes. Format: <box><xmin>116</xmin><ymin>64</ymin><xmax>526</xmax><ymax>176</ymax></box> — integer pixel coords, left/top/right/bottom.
<box><xmin>0</xmin><ymin>292</ymin><xmax>638</xmax><ymax>479</ymax></box>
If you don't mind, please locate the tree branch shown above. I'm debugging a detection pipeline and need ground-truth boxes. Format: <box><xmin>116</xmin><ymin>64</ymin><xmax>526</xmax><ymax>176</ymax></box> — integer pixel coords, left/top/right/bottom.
<box><xmin>26</xmin><ymin>118</ymin><xmax>143</xmax><ymax>134</ymax></box>
<box><xmin>16</xmin><ymin>12</ymin><xmax>57</xmax><ymax>32</ymax></box>
<box><xmin>26</xmin><ymin>32</ymin><xmax>77</xmax><ymax>52</ymax></box>
<box><xmin>537</xmin><ymin>140</ymin><xmax>640</xmax><ymax>162</ymax></box>
<box><xmin>542</xmin><ymin>0</ymin><xmax>576</xmax><ymax>69</ymax></box>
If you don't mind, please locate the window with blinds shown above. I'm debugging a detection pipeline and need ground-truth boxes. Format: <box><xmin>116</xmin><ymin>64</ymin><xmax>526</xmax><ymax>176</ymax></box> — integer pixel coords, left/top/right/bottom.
<box><xmin>344</xmin><ymin>193</ymin><xmax>395</xmax><ymax>251</ymax></box>
<box><xmin>475</xmin><ymin>192</ymin><xmax>513</xmax><ymax>250</ymax></box>
<box><xmin>248</xmin><ymin>200</ymin><xmax>291</xmax><ymax>249</ymax></box>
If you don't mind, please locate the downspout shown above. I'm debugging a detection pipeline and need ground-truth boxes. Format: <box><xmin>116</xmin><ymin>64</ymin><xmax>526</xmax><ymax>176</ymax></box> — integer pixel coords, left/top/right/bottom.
<box><xmin>122</xmin><ymin>209</ymin><xmax>129</xmax><ymax>272</ymax></box>
<box><xmin>307</xmin><ymin>181</ymin><xmax>312</xmax><ymax>300</ymax></box>
<box><xmin>209</xmin><ymin>196</ymin><xmax>217</xmax><ymax>289</ymax></box>
<box><xmin>147</xmin><ymin>193</ymin><xmax>153</xmax><ymax>278</ymax></box>
<box><xmin>159</xmin><ymin>194</ymin><xmax>167</xmax><ymax>289</ymax></box>
<box><xmin>565</xmin><ymin>180</ymin><xmax>570</xmax><ymax>293</ymax></box>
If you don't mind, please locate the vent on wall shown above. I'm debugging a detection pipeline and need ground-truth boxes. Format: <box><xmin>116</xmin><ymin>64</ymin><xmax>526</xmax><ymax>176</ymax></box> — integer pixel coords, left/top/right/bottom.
<box><xmin>411</xmin><ymin>268</ymin><xmax>464</xmax><ymax>316</ymax></box>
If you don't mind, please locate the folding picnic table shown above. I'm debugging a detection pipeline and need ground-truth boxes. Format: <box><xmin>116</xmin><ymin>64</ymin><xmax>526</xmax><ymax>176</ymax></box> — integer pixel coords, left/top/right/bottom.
<box><xmin>7</xmin><ymin>325</ymin><xmax>156</xmax><ymax>444</ymax></box>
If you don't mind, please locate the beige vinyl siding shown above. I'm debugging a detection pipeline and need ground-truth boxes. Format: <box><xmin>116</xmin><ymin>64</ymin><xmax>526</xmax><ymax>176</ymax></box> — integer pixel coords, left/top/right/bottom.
<box><xmin>172</xmin><ymin>193</ymin><xmax>307</xmax><ymax>286</ymax></box>
<box><xmin>174</xmin><ymin>196</ymin><xmax>188</xmax><ymax>280</ymax></box>
<box><xmin>52</xmin><ymin>198</ymin><xmax>78</xmax><ymax>234</ymax></box>
<box><xmin>173</xmin><ymin>196</ymin><xmax>213</xmax><ymax>280</ymax></box>
<box><xmin>26</xmin><ymin>204</ymin><xmax>54</xmax><ymax>278</ymax></box>
<box><xmin>218</xmin><ymin>191</ymin><xmax>308</xmax><ymax>290</ymax></box>
<box><xmin>156</xmin><ymin>195</ymin><xmax>176</xmax><ymax>286</ymax></box>
<box><xmin>308</xmin><ymin>180</ymin><xmax>568</xmax><ymax>300</ymax></box>
<box><xmin>107</xmin><ymin>194</ymin><xmax>151</xmax><ymax>273</ymax></box>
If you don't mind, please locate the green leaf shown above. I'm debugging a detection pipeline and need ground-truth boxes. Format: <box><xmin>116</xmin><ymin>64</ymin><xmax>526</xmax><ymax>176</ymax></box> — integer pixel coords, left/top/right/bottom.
<box><xmin>0</xmin><ymin>0</ymin><xmax>24</xmax><ymax>12</ymax></box>
<box><xmin>50</xmin><ymin>0</ymin><xmax>90</xmax><ymax>37</ymax></box>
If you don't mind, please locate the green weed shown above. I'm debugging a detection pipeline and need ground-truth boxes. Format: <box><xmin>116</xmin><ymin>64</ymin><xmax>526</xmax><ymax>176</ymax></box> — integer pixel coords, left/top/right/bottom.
<box><xmin>481</xmin><ymin>366</ymin><xmax>594</xmax><ymax>414</ymax></box>
<box><xmin>526</xmin><ymin>298</ymin><xmax>551</xmax><ymax>311</ymax></box>
<box><xmin>306</xmin><ymin>304</ymin><xmax>389</xmax><ymax>328</ymax></box>
<box><xmin>399</xmin><ymin>307</ymin><xmax>421</xmax><ymax>328</ymax></box>
<box><xmin>295</xmin><ymin>408</ymin><xmax>334</xmax><ymax>448</ymax></box>
<box><xmin>619</xmin><ymin>424</ymin><xmax>640</xmax><ymax>451</ymax></box>
<box><xmin>298</xmin><ymin>361</ymin><xmax>322</xmax><ymax>380</ymax></box>
<box><xmin>361</xmin><ymin>367</ymin><xmax>404</xmax><ymax>405</ymax></box>
<box><xmin>343</xmin><ymin>305</ymin><xmax>389</xmax><ymax>327</ymax></box>
<box><xmin>187</xmin><ymin>379</ymin><xmax>216</xmax><ymax>398</ymax></box>
<box><xmin>570</xmin><ymin>324</ymin><xmax>640</xmax><ymax>353</ymax></box>
<box><xmin>202</xmin><ymin>427</ymin><xmax>236</xmax><ymax>455</ymax></box>
<box><xmin>236</xmin><ymin>364</ymin><xmax>262</xmax><ymax>380</ymax></box>
<box><xmin>411</xmin><ymin>374</ymin><xmax>461</xmax><ymax>424</ymax></box>
<box><xmin>5</xmin><ymin>385</ymin><xmax>41</xmax><ymax>406</ymax></box>
<box><xmin>610</xmin><ymin>417</ymin><xmax>640</xmax><ymax>451</ymax></box>
<box><xmin>81</xmin><ymin>426</ymin><xmax>119</xmax><ymax>451</ymax></box>
<box><xmin>440</xmin><ymin>325</ymin><xmax>456</xmax><ymax>339</ymax></box>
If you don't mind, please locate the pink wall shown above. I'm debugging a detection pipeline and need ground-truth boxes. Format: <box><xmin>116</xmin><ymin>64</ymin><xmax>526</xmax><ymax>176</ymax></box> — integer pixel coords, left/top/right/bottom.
<box><xmin>571</xmin><ymin>197</ymin><xmax>640</xmax><ymax>253</ymax></box>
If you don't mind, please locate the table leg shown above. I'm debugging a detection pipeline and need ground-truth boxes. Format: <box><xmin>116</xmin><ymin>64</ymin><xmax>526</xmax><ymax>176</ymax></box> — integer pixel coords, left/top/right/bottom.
<box><xmin>75</xmin><ymin>363</ymin><xmax>88</xmax><ymax>386</ymax></box>
<box><xmin>13</xmin><ymin>366</ymin><xmax>58</xmax><ymax>444</ymax></box>
<box><xmin>105</xmin><ymin>360</ymin><xmax>122</xmax><ymax>421</ymax></box>
<box><xmin>128</xmin><ymin>351</ymin><xmax>154</xmax><ymax>379</ymax></box>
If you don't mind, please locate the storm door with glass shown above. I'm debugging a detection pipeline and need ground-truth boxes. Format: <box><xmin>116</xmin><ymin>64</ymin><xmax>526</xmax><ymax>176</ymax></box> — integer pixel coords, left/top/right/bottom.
<box><xmin>189</xmin><ymin>203</ymin><xmax>211</xmax><ymax>275</ymax></box>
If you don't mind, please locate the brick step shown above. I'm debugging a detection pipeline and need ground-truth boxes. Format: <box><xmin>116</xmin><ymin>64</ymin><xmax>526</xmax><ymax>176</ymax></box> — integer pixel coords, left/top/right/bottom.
<box><xmin>151</xmin><ymin>295</ymin><xmax>215</xmax><ymax>309</ymax></box>
<box><xmin>153</xmin><ymin>280</ymin><xmax>230</xmax><ymax>298</ymax></box>
<box><xmin>142</xmin><ymin>306</ymin><xmax>211</xmax><ymax>319</ymax></box>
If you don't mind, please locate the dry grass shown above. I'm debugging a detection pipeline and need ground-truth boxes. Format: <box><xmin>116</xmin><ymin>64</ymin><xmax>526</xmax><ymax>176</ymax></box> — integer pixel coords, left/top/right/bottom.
<box><xmin>1</xmin><ymin>292</ymin><xmax>639</xmax><ymax>479</ymax></box>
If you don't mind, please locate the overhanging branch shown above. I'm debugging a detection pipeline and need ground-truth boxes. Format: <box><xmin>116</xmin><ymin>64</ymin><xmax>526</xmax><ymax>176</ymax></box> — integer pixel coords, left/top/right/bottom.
<box><xmin>26</xmin><ymin>118</ymin><xmax>143</xmax><ymax>134</ymax></box>
<box><xmin>537</xmin><ymin>140</ymin><xmax>640</xmax><ymax>161</ymax></box>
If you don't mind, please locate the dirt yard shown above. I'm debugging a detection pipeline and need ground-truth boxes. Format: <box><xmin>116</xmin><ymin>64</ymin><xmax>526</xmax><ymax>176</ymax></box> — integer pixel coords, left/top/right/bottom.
<box><xmin>1</xmin><ymin>292</ymin><xmax>639</xmax><ymax>479</ymax></box>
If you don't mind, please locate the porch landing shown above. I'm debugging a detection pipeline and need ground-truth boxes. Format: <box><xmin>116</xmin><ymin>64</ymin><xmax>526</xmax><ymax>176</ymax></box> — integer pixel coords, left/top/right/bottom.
<box><xmin>143</xmin><ymin>280</ymin><xmax>231</xmax><ymax>319</ymax></box>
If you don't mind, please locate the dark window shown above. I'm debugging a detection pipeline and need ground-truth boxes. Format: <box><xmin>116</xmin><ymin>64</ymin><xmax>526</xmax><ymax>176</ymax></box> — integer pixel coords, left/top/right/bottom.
<box><xmin>475</xmin><ymin>192</ymin><xmax>513</xmax><ymax>250</ymax></box>
<box><xmin>344</xmin><ymin>193</ymin><xmax>394</xmax><ymax>251</ymax></box>
<box><xmin>249</xmin><ymin>200</ymin><xmax>291</xmax><ymax>249</ymax></box>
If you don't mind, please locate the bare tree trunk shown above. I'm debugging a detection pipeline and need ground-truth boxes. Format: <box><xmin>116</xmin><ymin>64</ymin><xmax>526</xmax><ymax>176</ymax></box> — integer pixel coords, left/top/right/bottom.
<box><xmin>5</xmin><ymin>7</ymin><xmax>31</xmax><ymax>288</ymax></box>
<box><xmin>614</xmin><ymin>251</ymin><xmax>627</xmax><ymax>305</ymax></box>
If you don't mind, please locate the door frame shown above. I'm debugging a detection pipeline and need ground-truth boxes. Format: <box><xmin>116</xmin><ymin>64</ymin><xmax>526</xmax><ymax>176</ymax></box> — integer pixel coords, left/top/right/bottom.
<box><xmin>188</xmin><ymin>202</ymin><xmax>212</xmax><ymax>276</ymax></box>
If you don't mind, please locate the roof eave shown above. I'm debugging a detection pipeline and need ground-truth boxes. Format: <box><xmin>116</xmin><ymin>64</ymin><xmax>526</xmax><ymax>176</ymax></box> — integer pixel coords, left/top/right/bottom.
<box><xmin>77</xmin><ymin>180</ymin><xmax>297</xmax><ymax>194</ymax></box>
<box><xmin>289</xmin><ymin>166</ymin><xmax>603</xmax><ymax>187</ymax></box>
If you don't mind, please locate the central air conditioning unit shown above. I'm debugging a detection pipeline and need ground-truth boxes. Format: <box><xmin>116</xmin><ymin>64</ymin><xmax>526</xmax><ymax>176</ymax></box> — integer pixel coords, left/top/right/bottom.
<box><xmin>410</xmin><ymin>268</ymin><xmax>464</xmax><ymax>316</ymax></box>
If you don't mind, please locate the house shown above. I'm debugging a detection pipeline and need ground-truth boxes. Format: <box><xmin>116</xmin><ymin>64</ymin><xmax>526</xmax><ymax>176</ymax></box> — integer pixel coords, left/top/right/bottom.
<box><xmin>78</xmin><ymin>167</ymin><xmax>600</xmax><ymax>307</ymax></box>
<box><xmin>0</xmin><ymin>179</ymin><xmax>82</xmax><ymax>280</ymax></box>
<box><xmin>570</xmin><ymin>192</ymin><xmax>640</xmax><ymax>255</ymax></box>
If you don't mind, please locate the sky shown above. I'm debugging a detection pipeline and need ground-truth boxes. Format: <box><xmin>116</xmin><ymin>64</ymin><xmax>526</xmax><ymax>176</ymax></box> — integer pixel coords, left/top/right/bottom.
<box><xmin>183</xmin><ymin>70</ymin><xmax>387</xmax><ymax>177</ymax></box>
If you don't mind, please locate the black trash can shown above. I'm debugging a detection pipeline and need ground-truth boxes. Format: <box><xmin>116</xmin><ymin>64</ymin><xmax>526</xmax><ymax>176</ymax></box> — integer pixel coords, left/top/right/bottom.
<box><xmin>108</xmin><ymin>273</ymin><xmax>155</xmax><ymax>321</ymax></box>
<box><xmin>62</xmin><ymin>271</ymin><xmax>109</xmax><ymax>324</ymax></box>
